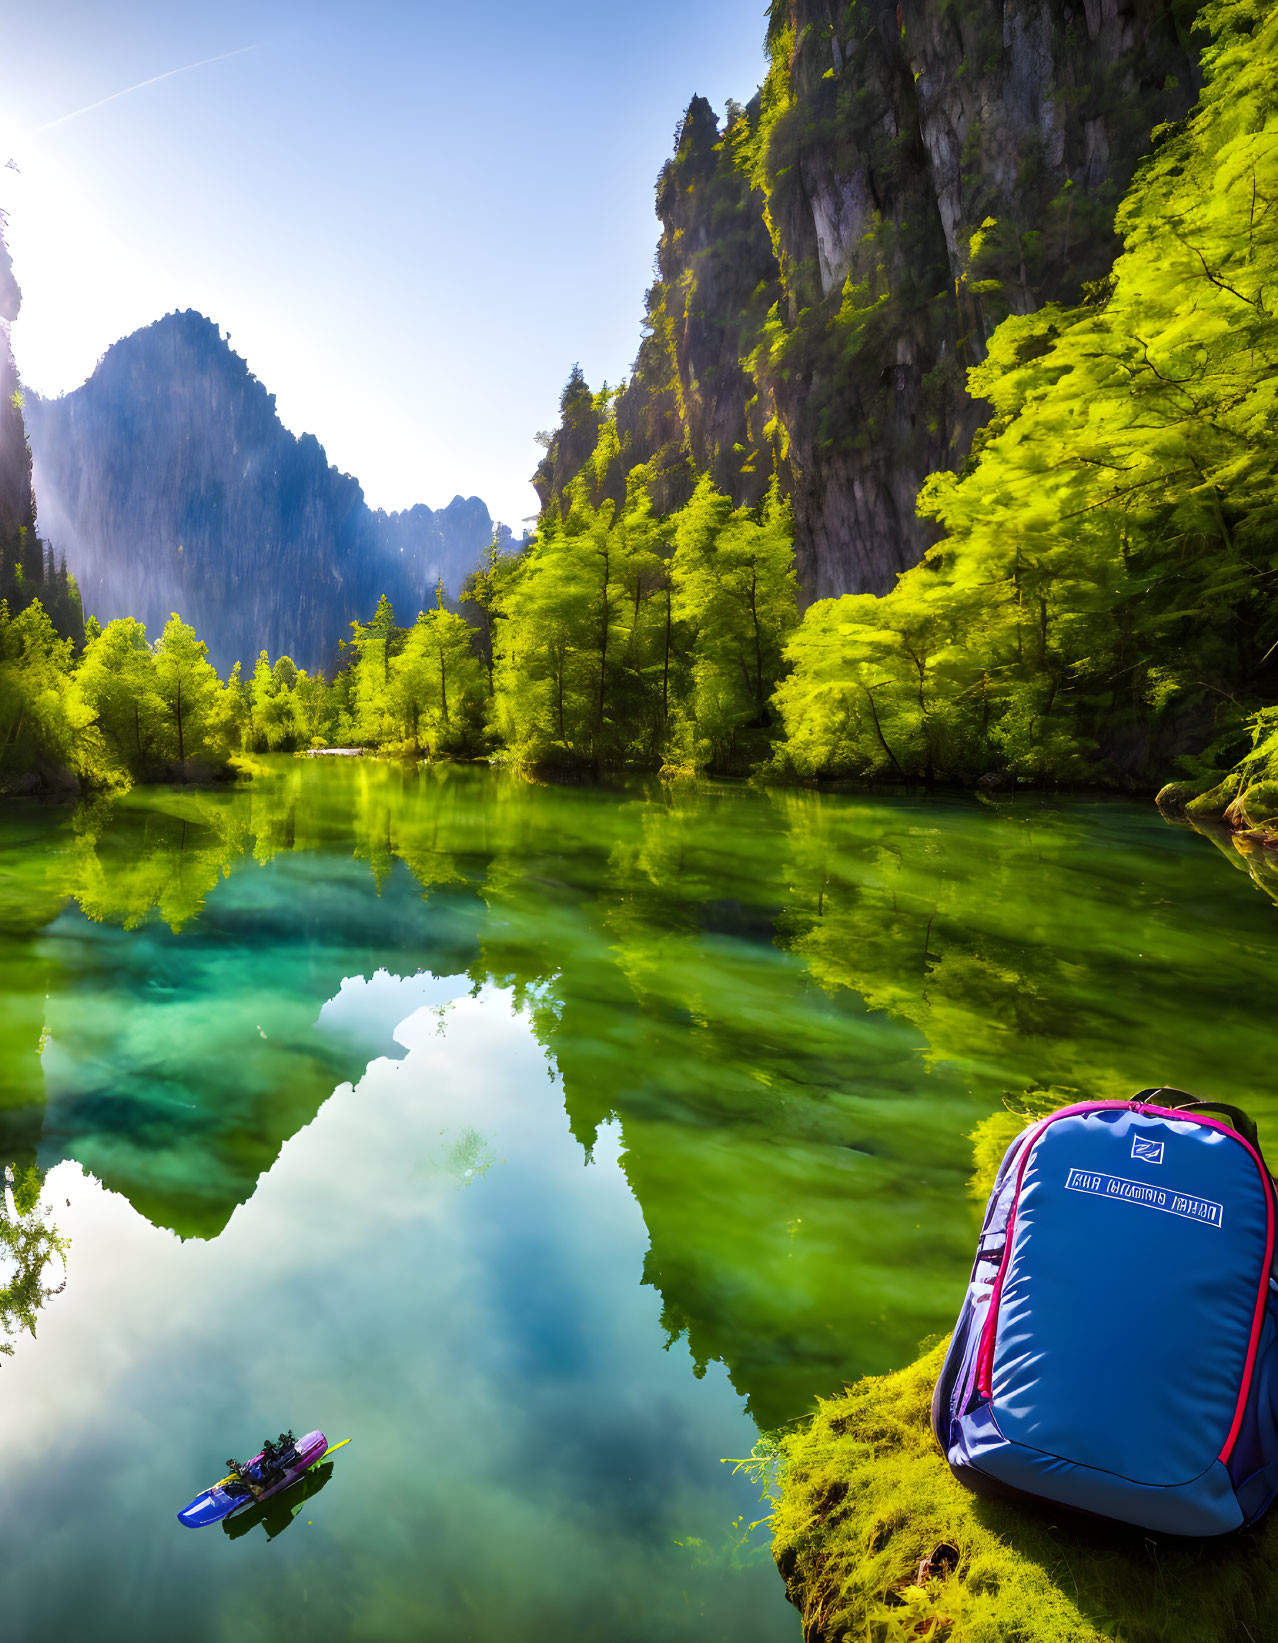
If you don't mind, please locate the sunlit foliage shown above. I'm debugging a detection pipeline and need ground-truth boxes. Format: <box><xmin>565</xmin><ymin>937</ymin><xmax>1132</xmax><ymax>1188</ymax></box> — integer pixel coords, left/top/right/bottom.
<box><xmin>493</xmin><ymin>430</ymin><xmax>798</xmax><ymax>774</ymax></box>
<box><xmin>774</xmin><ymin>0</ymin><xmax>1278</xmax><ymax>789</ymax></box>
<box><xmin>0</xmin><ymin>599</ymin><xmax>105</xmax><ymax>786</ymax></box>
<box><xmin>9</xmin><ymin>3</ymin><xmax>1276</xmax><ymax>795</ymax></box>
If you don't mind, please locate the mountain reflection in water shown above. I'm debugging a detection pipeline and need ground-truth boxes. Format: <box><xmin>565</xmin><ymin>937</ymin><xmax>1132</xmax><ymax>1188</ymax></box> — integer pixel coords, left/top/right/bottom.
<box><xmin>2</xmin><ymin>760</ymin><xmax>1277</xmax><ymax>1424</ymax></box>
<box><xmin>0</xmin><ymin>760</ymin><xmax>1275</xmax><ymax>1641</ymax></box>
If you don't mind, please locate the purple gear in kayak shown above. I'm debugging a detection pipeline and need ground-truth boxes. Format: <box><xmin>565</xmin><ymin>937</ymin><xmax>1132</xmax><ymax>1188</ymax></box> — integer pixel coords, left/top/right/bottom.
<box><xmin>178</xmin><ymin>1430</ymin><xmax>327</xmax><ymax>1527</ymax></box>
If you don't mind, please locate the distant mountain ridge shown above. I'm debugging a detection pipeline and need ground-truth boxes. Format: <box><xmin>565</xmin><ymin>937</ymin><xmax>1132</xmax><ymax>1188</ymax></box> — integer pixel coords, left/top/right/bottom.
<box><xmin>25</xmin><ymin>311</ymin><xmax>499</xmax><ymax>672</ymax></box>
<box><xmin>0</xmin><ymin>218</ymin><xmax>34</xmax><ymax>554</ymax></box>
<box><xmin>0</xmin><ymin>215</ymin><xmax>82</xmax><ymax>641</ymax></box>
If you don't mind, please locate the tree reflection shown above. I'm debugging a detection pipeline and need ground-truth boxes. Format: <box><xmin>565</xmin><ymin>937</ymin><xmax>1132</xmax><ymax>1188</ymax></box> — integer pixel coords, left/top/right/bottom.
<box><xmin>1</xmin><ymin>1162</ymin><xmax>68</xmax><ymax>1358</ymax></box>
<box><xmin>3</xmin><ymin>761</ymin><xmax>1278</xmax><ymax>1426</ymax></box>
<box><xmin>773</xmin><ymin>790</ymin><xmax>1278</xmax><ymax>1110</ymax></box>
<box><xmin>1183</xmin><ymin>814</ymin><xmax>1278</xmax><ymax>907</ymax></box>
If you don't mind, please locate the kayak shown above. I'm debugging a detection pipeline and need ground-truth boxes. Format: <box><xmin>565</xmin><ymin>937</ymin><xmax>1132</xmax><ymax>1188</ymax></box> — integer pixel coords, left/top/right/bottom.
<box><xmin>178</xmin><ymin>1430</ymin><xmax>330</xmax><ymax>1527</ymax></box>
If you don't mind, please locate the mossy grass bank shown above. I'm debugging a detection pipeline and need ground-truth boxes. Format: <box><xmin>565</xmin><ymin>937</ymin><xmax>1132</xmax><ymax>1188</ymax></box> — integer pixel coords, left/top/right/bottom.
<box><xmin>770</xmin><ymin>1112</ymin><xmax>1278</xmax><ymax>1642</ymax></box>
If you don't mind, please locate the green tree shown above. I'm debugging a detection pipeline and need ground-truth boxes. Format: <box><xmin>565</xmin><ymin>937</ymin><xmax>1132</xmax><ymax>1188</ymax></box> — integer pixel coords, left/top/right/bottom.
<box><xmin>152</xmin><ymin>614</ymin><xmax>223</xmax><ymax>765</ymax></box>
<box><xmin>388</xmin><ymin>591</ymin><xmax>488</xmax><ymax>755</ymax></box>
<box><xmin>0</xmin><ymin>598</ymin><xmax>102</xmax><ymax>784</ymax></box>
<box><xmin>77</xmin><ymin>617</ymin><xmax>162</xmax><ymax>772</ymax></box>
<box><xmin>348</xmin><ymin>595</ymin><xmax>404</xmax><ymax>744</ymax></box>
<box><xmin>293</xmin><ymin>667</ymin><xmax>337</xmax><ymax>749</ymax></box>
<box><xmin>775</xmin><ymin>0</ymin><xmax>1278</xmax><ymax>789</ymax></box>
<box><xmin>492</xmin><ymin>521</ymin><xmax>592</xmax><ymax>762</ymax></box>
<box><xmin>672</xmin><ymin>477</ymin><xmax>797</xmax><ymax>770</ymax></box>
<box><xmin>248</xmin><ymin>651</ymin><xmax>315</xmax><ymax>750</ymax></box>
<box><xmin>460</xmin><ymin>531</ymin><xmax>517</xmax><ymax>692</ymax></box>
<box><xmin>217</xmin><ymin>659</ymin><xmax>251</xmax><ymax>752</ymax></box>
<box><xmin>494</xmin><ymin>453</ymin><xmax>673</xmax><ymax>769</ymax></box>
<box><xmin>499</xmin><ymin>417</ymin><xmax>798</xmax><ymax>774</ymax></box>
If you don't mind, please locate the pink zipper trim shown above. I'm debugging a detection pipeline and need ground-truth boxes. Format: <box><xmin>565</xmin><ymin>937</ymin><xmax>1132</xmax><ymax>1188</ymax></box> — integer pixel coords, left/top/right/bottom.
<box><xmin>973</xmin><ymin>1100</ymin><xmax>1275</xmax><ymax>1465</ymax></box>
<box><xmin>1138</xmin><ymin>1104</ymin><xmax>1276</xmax><ymax>1462</ymax></box>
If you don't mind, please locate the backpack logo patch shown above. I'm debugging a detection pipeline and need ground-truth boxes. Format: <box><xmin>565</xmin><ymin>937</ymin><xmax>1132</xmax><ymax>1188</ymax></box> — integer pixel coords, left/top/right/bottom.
<box><xmin>1131</xmin><ymin>1136</ymin><xmax>1165</xmax><ymax>1165</ymax></box>
<box><xmin>1065</xmin><ymin>1168</ymin><xmax>1223</xmax><ymax>1228</ymax></box>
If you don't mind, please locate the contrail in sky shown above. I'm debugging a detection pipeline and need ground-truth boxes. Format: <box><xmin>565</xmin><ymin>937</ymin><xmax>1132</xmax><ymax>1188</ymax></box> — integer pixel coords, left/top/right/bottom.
<box><xmin>33</xmin><ymin>44</ymin><xmax>259</xmax><ymax>135</ymax></box>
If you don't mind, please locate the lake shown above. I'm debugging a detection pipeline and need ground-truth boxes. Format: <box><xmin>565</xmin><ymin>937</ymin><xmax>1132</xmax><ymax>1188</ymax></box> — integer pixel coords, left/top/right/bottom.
<box><xmin>1</xmin><ymin>759</ymin><xmax>1276</xmax><ymax>1640</ymax></box>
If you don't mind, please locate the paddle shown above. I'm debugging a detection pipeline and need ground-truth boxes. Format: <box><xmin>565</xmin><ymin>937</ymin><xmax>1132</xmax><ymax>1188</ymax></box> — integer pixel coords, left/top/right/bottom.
<box><xmin>312</xmin><ymin>1438</ymin><xmax>351</xmax><ymax>1467</ymax></box>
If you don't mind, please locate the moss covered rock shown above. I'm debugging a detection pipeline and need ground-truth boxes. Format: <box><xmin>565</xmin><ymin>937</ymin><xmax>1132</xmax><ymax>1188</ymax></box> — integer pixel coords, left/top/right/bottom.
<box><xmin>1183</xmin><ymin>775</ymin><xmax>1243</xmax><ymax>821</ymax></box>
<box><xmin>1154</xmin><ymin>777</ymin><xmax>1220</xmax><ymax>813</ymax></box>
<box><xmin>1225</xmin><ymin>781</ymin><xmax>1278</xmax><ymax>832</ymax></box>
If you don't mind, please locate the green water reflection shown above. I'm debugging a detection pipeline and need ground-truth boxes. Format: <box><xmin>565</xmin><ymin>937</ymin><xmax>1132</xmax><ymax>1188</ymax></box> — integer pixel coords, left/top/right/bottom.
<box><xmin>0</xmin><ymin>760</ymin><xmax>1275</xmax><ymax>1639</ymax></box>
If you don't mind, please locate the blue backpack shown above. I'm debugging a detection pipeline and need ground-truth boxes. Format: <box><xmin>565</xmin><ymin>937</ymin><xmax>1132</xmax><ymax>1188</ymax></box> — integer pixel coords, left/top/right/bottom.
<box><xmin>933</xmin><ymin>1091</ymin><xmax>1278</xmax><ymax>1536</ymax></box>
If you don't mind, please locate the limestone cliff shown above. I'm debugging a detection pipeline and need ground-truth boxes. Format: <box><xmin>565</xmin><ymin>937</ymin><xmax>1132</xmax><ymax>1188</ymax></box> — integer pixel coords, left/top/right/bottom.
<box><xmin>0</xmin><ymin>214</ymin><xmax>80</xmax><ymax>638</ymax></box>
<box><xmin>26</xmin><ymin>312</ymin><xmax>498</xmax><ymax>673</ymax></box>
<box><xmin>537</xmin><ymin>0</ymin><xmax>1203</xmax><ymax>599</ymax></box>
<box><xmin>0</xmin><ymin>215</ymin><xmax>35</xmax><ymax>555</ymax></box>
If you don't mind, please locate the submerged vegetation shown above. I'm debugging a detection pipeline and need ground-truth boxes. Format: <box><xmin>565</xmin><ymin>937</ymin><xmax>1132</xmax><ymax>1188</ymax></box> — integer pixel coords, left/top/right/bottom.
<box><xmin>8</xmin><ymin>760</ymin><xmax>1278</xmax><ymax>1630</ymax></box>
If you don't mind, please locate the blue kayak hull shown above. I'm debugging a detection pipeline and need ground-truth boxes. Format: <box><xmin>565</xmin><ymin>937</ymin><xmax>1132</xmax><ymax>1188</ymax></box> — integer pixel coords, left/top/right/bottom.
<box><xmin>178</xmin><ymin>1430</ymin><xmax>327</xmax><ymax>1527</ymax></box>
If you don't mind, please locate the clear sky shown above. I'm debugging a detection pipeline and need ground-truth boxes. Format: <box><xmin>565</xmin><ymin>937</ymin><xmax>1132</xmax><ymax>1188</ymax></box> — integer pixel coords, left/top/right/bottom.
<box><xmin>0</xmin><ymin>1</ymin><xmax>767</xmax><ymax>529</ymax></box>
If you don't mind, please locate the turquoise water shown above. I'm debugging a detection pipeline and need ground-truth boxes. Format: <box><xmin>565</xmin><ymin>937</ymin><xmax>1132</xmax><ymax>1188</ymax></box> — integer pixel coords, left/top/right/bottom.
<box><xmin>1</xmin><ymin>760</ymin><xmax>1276</xmax><ymax>1639</ymax></box>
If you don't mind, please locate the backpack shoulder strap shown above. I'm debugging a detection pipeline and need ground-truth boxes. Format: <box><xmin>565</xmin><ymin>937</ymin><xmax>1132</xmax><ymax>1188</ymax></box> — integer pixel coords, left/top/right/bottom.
<box><xmin>1134</xmin><ymin>1086</ymin><xmax>1261</xmax><ymax>1152</ymax></box>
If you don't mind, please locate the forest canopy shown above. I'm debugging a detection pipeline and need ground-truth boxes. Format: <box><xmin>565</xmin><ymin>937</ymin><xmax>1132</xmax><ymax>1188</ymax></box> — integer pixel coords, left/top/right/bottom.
<box><xmin>4</xmin><ymin>1</ymin><xmax>1277</xmax><ymax>813</ymax></box>
<box><xmin>0</xmin><ymin>465</ymin><xmax>798</xmax><ymax>790</ymax></box>
<box><xmin>773</xmin><ymin>0</ymin><xmax>1278</xmax><ymax>798</ymax></box>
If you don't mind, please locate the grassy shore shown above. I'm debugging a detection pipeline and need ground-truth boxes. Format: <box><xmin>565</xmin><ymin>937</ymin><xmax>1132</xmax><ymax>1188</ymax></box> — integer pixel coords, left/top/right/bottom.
<box><xmin>769</xmin><ymin>1113</ymin><xmax>1278</xmax><ymax>1642</ymax></box>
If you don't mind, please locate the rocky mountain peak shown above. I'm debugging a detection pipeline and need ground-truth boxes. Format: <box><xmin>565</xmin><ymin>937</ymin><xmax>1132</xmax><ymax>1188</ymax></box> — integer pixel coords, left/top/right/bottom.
<box><xmin>25</xmin><ymin>313</ymin><xmax>498</xmax><ymax>672</ymax></box>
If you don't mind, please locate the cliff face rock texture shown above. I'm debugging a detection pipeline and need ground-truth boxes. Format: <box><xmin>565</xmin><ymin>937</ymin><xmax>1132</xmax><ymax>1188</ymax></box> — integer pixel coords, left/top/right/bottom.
<box><xmin>0</xmin><ymin>215</ymin><xmax>80</xmax><ymax>638</ymax></box>
<box><xmin>0</xmin><ymin>216</ymin><xmax>36</xmax><ymax>555</ymax></box>
<box><xmin>26</xmin><ymin>311</ymin><xmax>497</xmax><ymax>672</ymax></box>
<box><xmin>757</xmin><ymin>0</ymin><xmax>1204</xmax><ymax>598</ymax></box>
<box><xmin>538</xmin><ymin>0</ymin><xmax>1203</xmax><ymax>599</ymax></box>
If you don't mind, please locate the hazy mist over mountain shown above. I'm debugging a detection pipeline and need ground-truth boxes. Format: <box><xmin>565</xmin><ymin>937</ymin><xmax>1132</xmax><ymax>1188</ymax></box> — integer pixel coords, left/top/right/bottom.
<box><xmin>26</xmin><ymin>311</ymin><xmax>501</xmax><ymax>672</ymax></box>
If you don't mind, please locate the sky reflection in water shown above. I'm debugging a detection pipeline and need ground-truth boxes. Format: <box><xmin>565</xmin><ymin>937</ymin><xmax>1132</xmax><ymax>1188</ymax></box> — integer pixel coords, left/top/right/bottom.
<box><xmin>1</xmin><ymin>760</ymin><xmax>1277</xmax><ymax>1638</ymax></box>
<box><xmin>1</xmin><ymin>984</ymin><xmax>793</xmax><ymax>1640</ymax></box>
